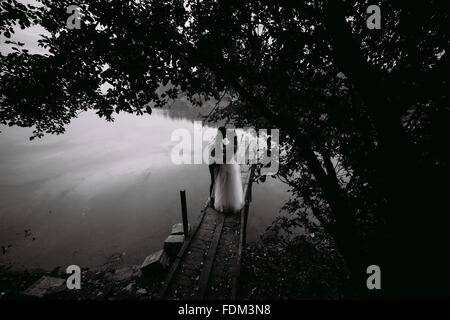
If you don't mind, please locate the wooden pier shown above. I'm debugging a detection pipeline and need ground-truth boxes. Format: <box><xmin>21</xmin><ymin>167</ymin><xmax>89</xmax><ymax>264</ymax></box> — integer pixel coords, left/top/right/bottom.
<box><xmin>158</xmin><ymin>164</ymin><xmax>255</xmax><ymax>300</ymax></box>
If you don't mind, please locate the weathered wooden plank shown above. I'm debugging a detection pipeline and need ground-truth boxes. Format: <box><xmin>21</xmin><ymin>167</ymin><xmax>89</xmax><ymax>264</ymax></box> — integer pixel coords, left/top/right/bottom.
<box><xmin>179</xmin><ymin>265</ymin><xmax>199</xmax><ymax>278</ymax></box>
<box><xmin>182</xmin><ymin>248</ymin><xmax>207</xmax><ymax>264</ymax></box>
<box><xmin>194</xmin><ymin>212</ymin><xmax>225</xmax><ymax>299</ymax></box>
<box><xmin>159</xmin><ymin>164</ymin><xmax>254</xmax><ymax>300</ymax></box>
<box><xmin>157</xmin><ymin>205</ymin><xmax>209</xmax><ymax>299</ymax></box>
<box><xmin>231</xmin><ymin>164</ymin><xmax>256</xmax><ymax>299</ymax></box>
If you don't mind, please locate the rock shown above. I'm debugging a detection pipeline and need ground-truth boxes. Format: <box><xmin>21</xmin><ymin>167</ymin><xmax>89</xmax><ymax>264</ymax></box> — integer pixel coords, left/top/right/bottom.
<box><xmin>164</xmin><ymin>234</ymin><xmax>184</xmax><ymax>259</ymax></box>
<box><xmin>124</xmin><ymin>283</ymin><xmax>133</xmax><ymax>292</ymax></box>
<box><xmin>101</xmin><ymin>252</ymin><xmax>126</xmax><ymax>272</ymax></box>
<box><xmin>171</xmin><ymin>223</ymin><xmax>191</xmax><ymax>235</ymax></box>
<box><xmin>111</xmin><ymin>265</ymin><xmax>141</xmax><ymax>282</ymax></box>
<box><xmin>50</xmin><ymin>266</ymin><xmax>63</xmax><ymax>277</ymax></box>
<box><xmin>22</xmin><ymin>276</ymin><xmax>66</xmax><ymax>298</ymax></box>
<box><xmin>140</xmin><ymin>250</ymin><xmax>170</xmax><ymax>275</ymax></box>
<box><xmin>261</xmin><ymin>229</ymin><xmax>278</xmax><ymax>242</ymax></box>
<box><xmin>136</xmin><ymin>288</ymin><xmax>147</xmax><ymax>295</ymax></box>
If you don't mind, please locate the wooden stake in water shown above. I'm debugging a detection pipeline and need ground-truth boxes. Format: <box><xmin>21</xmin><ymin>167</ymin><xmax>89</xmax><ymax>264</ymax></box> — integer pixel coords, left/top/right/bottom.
<box><xmin>180</xmin><ymin>190</ymin><xmax>189</xmax><ymax>238</ymax></box>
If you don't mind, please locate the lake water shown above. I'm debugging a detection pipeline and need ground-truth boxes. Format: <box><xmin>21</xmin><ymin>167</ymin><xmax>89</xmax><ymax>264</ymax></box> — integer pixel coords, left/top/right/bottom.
<box><xmin>0</xmin><ymin>108</ymin><xmax>290</xmax><ymax>270</ymax></box>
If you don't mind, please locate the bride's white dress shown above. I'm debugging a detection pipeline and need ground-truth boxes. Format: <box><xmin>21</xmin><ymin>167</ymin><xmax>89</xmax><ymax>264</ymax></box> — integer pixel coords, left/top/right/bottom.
<box><xmin>213</xmin><ymin>159</ymin><xmax>244</xmax><ymax>214</ymax></box>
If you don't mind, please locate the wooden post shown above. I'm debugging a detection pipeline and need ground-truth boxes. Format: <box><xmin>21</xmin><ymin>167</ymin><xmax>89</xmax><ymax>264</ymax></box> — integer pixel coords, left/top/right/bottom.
<box><xmin>180</xmin><ymin>190</ymin><xmax>189</xmax><ymax>238</ymax></box>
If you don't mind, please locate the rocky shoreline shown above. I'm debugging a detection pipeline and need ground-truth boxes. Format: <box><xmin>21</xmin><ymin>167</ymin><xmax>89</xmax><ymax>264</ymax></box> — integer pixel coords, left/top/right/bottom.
<box><xmin>0</xmin><ymin>263</ymin><xmax>164</xmax><ymax>300</ymax></box>
<box><xmin>1</xmin><ymin>224</ymin><xmax>347</xmax><ymax>300</ymax></box>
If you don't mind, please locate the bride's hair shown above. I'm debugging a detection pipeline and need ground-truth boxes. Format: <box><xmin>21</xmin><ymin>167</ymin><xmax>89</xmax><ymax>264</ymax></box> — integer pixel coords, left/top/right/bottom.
<box><xmin>217</xmin><ymin>126</ymin><xmax>227</xmax><ymax>139</ymax></box>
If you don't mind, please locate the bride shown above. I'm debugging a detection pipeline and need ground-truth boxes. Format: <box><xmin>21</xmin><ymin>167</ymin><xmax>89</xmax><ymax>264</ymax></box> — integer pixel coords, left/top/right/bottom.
<box><xmin>210</xmin><ymin>127</ymin><xmax>244</xmax><ymax>214</ymax></box>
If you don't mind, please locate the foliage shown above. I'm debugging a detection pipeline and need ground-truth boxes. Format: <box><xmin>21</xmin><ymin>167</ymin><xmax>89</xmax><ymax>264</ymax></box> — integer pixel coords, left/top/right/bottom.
<box><xmin>241</xmin><ymin>231</ymin><xmax>348</xmax><ymax>299</ymax></box>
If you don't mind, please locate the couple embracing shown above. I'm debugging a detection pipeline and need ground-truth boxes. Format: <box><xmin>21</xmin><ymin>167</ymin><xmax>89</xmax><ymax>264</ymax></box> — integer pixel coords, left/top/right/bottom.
<box><xmin>208</xmin><ymin>127</ymin><xmax>244</xmax><ymax>214</ymax></box>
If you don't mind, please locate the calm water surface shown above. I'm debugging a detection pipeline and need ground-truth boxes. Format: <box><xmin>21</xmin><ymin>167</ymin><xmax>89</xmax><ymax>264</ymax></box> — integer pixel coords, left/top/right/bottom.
<box><xmin>0</xmin><ymin>109</ymin><xmax>289</xmax><ymax>270</ymax></box>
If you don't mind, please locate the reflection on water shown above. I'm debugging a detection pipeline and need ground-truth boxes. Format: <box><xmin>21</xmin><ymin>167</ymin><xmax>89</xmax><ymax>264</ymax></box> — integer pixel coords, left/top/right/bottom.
<box><xmin>0</xmin><ymin>109</ymin><xmax>289</xmax><ymax>270</ymax></box>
